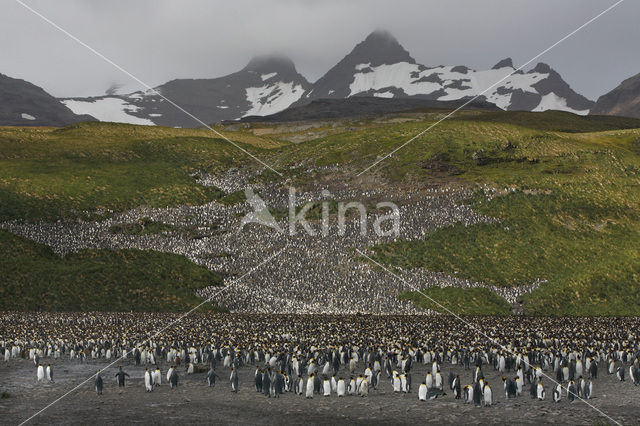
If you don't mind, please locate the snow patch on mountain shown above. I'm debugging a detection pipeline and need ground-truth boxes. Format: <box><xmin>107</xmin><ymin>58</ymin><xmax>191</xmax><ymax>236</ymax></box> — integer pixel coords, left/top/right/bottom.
<box><xmin>21</xmin><ymin>113</ymin><xmax>36</xmax><ymax>120</ymax></box>
<box><xmin>533</xmin><ymin>92</ymin><xmax>589</xmax><ymax>115</ymax></box>
<box><xmin>349</xmin><ymin>62</ymin><xmax>551</xmax><ymax>111</ymax></box>
<box><xmin>243</xmin><ymin>82</ymin><xmax>305</xmax><ymax>117</ymax></box>
<box><xmin>261</xmin><ymin>72</ymin><xmax>277</xmax><ymax>81</ymax></box>
<box><xmin>62</xmin><ymin>97</ymin><xmax>155</xmax><ymax>125</ymax></box>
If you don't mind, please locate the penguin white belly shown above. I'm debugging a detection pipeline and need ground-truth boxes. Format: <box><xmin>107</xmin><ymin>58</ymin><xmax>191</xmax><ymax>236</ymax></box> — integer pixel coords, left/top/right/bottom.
<box><xmin>359</xmin><ymin>379</ymin><xmax>368</xmax><ymax>397</ymax></box>
<box><xmin>37</xmin><ymin>366</ymin><xmax>44</xmax><ymax>381</ymax></box>
<box><xmin>305</xmin><ymin>378</ymin><xmax>314</xmax><ymax>398</ymax></box>
<box><xmin>337</xmin><ymin>380</ymin><xmax>346</xmax><ymax>397</ymax></box>
<box><xmin>323</xmin><ymin>380</ymin><xmax>331</xmax><ymax>396</ymax></box>
<box><xmin>144</xmin><ymin>372</ymin><xmax>153</xmax><ymax>391</ymax></box>
<box><xmin>484</xmin><ymin>387</ymin><xmax>492</xmax><ymax>406</ymax></box>
<box><xmin>418</xmin><ymin>384</ymin><xmax>427</xmax><ymax>401</ymax></box>
<box><xmin>393</xmin><ymin>377</ymin><xmax>401</xmax><ymax>392</ymax></box>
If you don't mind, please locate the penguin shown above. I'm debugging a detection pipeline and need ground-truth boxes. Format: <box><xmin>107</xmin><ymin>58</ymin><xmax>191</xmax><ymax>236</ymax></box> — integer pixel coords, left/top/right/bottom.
<box><xmin>483</xmin><ymin>382</ymin><xmax>492</xmax><ymax>406</ymax></box>
<box><xmin>454</xmin><ymin>375</ymin><xmax>461</xmax><ymax>399</ymax></box>
<box><xmin>631</xmin><ymin>363</ymin><xmax>640</xmax><ymax>386</ymax></box>
<box><xmin>254</xmin><ymin>367</ymin><xmax>263</xmax><ymax>392</ymax></box>
<box><xmin>296</xmin><ymin>375</ymin><xmax>304</xmax><ymax>395</ymax></box>
<box><xmin>400</xmin><ymin>373</ymin><xmax>407</xmax><ymax>393</ymax></box>
<box><xmin>331</xmin><ymin>375</ymin><xmax>337</xmax><ymax>393</ymax></box>
<box><xmin>552</xmin><ymin>383</ymin><xmax>561</xmax><ymax>402</ymax></box>
<box><xmin>273</xmin><ymin>371</ymin><xmax>284</xmax><ymax>398</ymax></box>
<box><xmin>567</xmin><ymin>380</ymin><xmax>577</xmax><ymax>402</ymax></box>
<box><xmin>45</xmin><ymin>364</ymin><xmax>53</xmax><ymax>382</ymax></box>
<box><xmin>418</xmin><ymin>382</ymin><xmax>427</xmax><ymax>401</ymax></box>
<box><xmin>95</xmin><ymin>370</ymin><xmax>103</xmax><ymax>395</ymax></box>
<box><xmin>144</xmin><ymin>368</ymin><xmax>153</xmax><ymax>392</ymax></box>
<box><xmin>305</xmin><ymin>374</ymin><xmax>314</xmax><ymax>398</ymax></box>
<box><xmin>207</xmin><ymin>368</ymin><xmax>218</xmax><ymax>387</ymax></box>
<box><xmin>536</xmin><ymin>380</ymin><xmax>545</xmax><ymax>400</ymax></box>
<box><xmin>529</xmin><ymin>379</ymin><xmax>537</xmax><ymax>399</ymax></box>
<box><xmin>463</xmin><ymin>384</ymin><xmax>473</xmax><ymax>404</ymax></box>
<box><xmin>585</xmin><ymin>379</ymin><xmax>593</xmax><ymax>399</ymax></box>
<box><xmin>153</xmin><ymin>367</ymin><xmax>161</xmax><ymax>387</ymax></box>
<box><xmin>262</xmin><ymin>369</ymin><xmax>271</xmax><ymax>397</ymax></box>
<box><xmin>356</xmin><ymin>374</ymin><xmax>364</xmax><ymax>391</ymax></box>
<box><xmin>115</xmin><ymin>366</ymin><xmax>129</xmax><ymax>387</ymax></box>
<box><xmin>359</xmin><ymin>378</ymin><xmax>369</xmax><ymax>397</ymax></box>
<box><xmin>348</xmin><ymin>376</ymin><xmax>357</xmax><ymax>395</ymax></box>
<box><xmin>186</xmin><ymin>363</ymin><xmax>194</xmax><ymax>374</ymax></box>
<box><xmin>506</xmin><ymin>378</ymin><xmax>517</xmax><ymax>399</ymax></box>
<box><xmin>36</xmin><ymin>364</ymin><xmax>44</xmax><ymax>382</ymax></box>
<box><xmin>616</xmin><ymin>366</ymin><xmax>625</xmax><ymax>382</ymax></box>
<box><xmin>562</xmin><ymin>365</ymin><xmax>569</xmax><ymax>382</ymax></box>
<box><xmin>169</xmin><ymin>368</ymin><xmax>178</xmax><ymax>389</ymax></box>
<box><xmin>578</xmin><ymin>376</ymin><xmax>586</xmax><ymax>397</ymax></box>
<box><xmin>515</xmin><ymin>377</ymin><xmax>523</xmax><ymax>396</ymax></box>
<box><xmin>230</xmin><ymin>366</ymin><xmax>238</xmax><ymax>393</ymax></box>
<box><xmin>337</xmin><ymin>377</ymin><xmax>346</xmax><ymax>397</ymax></box>
<box><xmin>314</xmin><ymin>373</ymin><xmax>322</xmax><ymax>395</ymax></box>
<box><xmin>435</xmin><ymin>370</ymin><xmax>443</xmax><ymax>390</ymax></box>
<box><xmin>473</xmin><ymin>381</ymin><xmax>482</xmax><ymax>406</ymax></box>
<box><xmin>425</xmin><ymin>372</ymin><xmax>433</xmax><ymax>390</ymax></box>
<box><xmin>474</xmin><ymin>366</ymin><xmax>484</xmax><ymax>383</ymax></box>
<box><xmin>392</xmin><ymin>372</ymin><xmax>401</xmax><ymax>392</ymax></box>
<box><xmin>371</xmin><ymin>371</ymin><xmax>380</xmax><ymax>391</ymax></box>
<box><xmin>323</xmin><ymin>377</ymin><xmax>331</xmax><ymax>396</ymax></box>
<box><xmin>166</xmin><ymin>366</ymin><xmax>174</xmax><ymax>383</ymax></box>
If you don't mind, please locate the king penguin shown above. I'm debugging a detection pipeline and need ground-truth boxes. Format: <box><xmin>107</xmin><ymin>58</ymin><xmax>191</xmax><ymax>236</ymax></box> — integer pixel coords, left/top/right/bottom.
<box><xmin>359</xmin><ymin>378</ymin><xmax>369</xmax><ymax>397</ymax></box>
<box><xmin>45</xmin><ymin>364</ymin><xmax>53</xmax><ymax>382</ymax></box>
<box><xmin>144</xmin><ymin>368</ymin><xmax>153</xmax><ymax>392</ymax></box>
<box><xmin>323</xmin><ymin>377</ymin><xmax>331</xmax><ymax>396</ymax></box>
<box><xmin>230</xmin><ymin>366</ymin><xmax>238</xmax><ymax>393</ymax></box>
<box><xmin>306</xmin><ymin>373</ymin><xmax>314</xmax><ymax>398</ymax></box>
<box><xmin>552</xmin><ymin>383</ymin><xmax>561</xmax><ymax>402</ymax></box>
<box><xmin>95</xmin><ymin>370</ymin><xmax>103</xmax><ymax>395</ymax></box>
<box><xmin>536</xmin><ymin>380</ymin><xmax>545</xmax><ymax>400</ymax></box>
<box><xmin>483</xmin><ymin>382</ymin><xmax>492</xmax><ymax>406</ymax></box>
<box><xmin>36</xmin><ymin>364</ymin><xmax>44</xmax><ymax>382</ymax></box>
<box><xmin>337</xmin><ymin>377</ymin><xmax>346</xmax><ymax>397</ymax></box>
<box><xmin>418</xmin><ymin>382</ymin><xmax>427</xmax><ymax>401</ymax></box>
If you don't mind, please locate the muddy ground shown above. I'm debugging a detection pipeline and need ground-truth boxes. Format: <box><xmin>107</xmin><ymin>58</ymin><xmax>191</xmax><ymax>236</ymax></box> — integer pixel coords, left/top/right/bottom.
<box><xmin>1</xmin><ymin>358</ymin><xmax>638</xmax><ymax>425</ymax></box>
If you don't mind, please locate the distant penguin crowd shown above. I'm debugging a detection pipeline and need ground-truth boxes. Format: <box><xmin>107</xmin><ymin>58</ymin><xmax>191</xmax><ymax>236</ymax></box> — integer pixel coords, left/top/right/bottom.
<box><xmin>2</xmin><ymin>312</ymin><xmax>639</xmax><ymax>407</ymax></box>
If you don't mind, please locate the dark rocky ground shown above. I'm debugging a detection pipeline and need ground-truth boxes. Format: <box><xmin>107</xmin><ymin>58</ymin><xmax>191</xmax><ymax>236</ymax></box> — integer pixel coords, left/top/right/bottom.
<box><xmin>2</xmin><ymin>357</ymin><xmax>638</xmax><ymax>425</ymax></box>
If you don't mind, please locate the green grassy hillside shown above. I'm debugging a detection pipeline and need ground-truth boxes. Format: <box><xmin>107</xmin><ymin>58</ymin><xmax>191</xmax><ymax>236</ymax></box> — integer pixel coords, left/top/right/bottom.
<box><xmin>2</xmin><ymin>111</ymin><xmax>640</xmax><ymax>315</ymax></box>
<box><xmin>0</xmin><ymin>230</ymin><xmax>225</xmax><ymax>311</ymax></box>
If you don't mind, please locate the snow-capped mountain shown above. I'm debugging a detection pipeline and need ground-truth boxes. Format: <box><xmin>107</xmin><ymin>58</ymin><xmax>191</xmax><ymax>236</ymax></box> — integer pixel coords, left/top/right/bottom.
<box><xmin>58</xmin><ymin>30</ymin><xmax>594</xmax><ymax>126</ymax></box>
<box><xmin>61</xmin><ymin>55</ymin><xmax>311</xmax><ymax>128</ymax></box>
<box><xmin>295</xmin><ymin>30</ymin><xmax>593</xmax><ymax>115</ymax></box>
<box><xmin>591</xmin><ymin>71</ymin><xmax>640</xmax><ymax>119</ymax></box>
<box><xmin>0</xmin><ymin>73</ymin><xmax>94</xmax><ymax>126</ymax></box>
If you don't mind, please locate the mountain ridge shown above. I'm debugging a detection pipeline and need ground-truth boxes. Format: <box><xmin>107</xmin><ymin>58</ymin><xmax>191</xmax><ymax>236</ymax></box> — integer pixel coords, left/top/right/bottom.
<box><xmin>1</xmin><ymin>30</ymin><xmax>603</xmax><ymax>127</ymax></box>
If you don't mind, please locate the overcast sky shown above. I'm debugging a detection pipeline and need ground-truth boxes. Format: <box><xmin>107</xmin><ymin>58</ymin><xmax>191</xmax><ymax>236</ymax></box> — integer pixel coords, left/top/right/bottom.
<box><xmin>1</xmin><ymin>0</ymin><xmax>638</xmax><ymax>100</ymax></box>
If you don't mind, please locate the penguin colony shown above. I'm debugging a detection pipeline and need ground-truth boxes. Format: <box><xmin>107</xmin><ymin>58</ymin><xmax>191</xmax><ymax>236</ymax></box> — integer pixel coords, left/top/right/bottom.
<box><xmin>0</xmin><ymin>184</ymin><xmax>539</xmax><ymax>315</ymax></box>
<box><xmin>2</xmin><ymin>313</ymin><xmax>639</xmax><ymax>408</ymax></box>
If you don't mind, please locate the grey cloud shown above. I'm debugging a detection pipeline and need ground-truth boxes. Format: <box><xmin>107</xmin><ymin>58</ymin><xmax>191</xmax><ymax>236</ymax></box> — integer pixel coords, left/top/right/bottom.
<box><xmin>1</xmin><ymin>0</ymin><xmax>637</xmax><ymax>100</ymax></box>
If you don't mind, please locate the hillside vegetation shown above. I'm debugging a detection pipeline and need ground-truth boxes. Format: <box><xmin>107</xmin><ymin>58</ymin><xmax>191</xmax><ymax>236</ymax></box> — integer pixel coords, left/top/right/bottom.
<box><xmin>0</xmin><ymin>230</ymin><xmax>225</xmax><ymax>311</ymax></box>
<box><xmin>2</xmin><ymin>110</ymin><xmax>640</xmax><ymax>315</ymax></box>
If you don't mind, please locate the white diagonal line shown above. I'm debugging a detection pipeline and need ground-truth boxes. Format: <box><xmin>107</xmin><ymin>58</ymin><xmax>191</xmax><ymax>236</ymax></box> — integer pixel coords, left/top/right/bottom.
<box><xmin>358</xmin><ymin>0</ymin><xmax>625</xmax><ymax>176</ymax></box>
<box><xmin>14</xmin><ymin>0</ymin><xmax>282</xmax><ymax>177</ymax></box>
<box><xmin>356</xmin><ymin>248</ymin><xmax>622</xmax><ymax>426</ymax></box>
<box><xmin>18</xmin><ymin>244</ymin><xmax>288</xmax><ymax>426</ymax></box>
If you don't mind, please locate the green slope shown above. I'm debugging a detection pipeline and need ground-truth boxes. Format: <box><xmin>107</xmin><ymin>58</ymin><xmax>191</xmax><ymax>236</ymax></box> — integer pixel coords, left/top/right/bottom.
<box><xmin>0</xmin><ymin>230</ymin><xmax>225</xmax><ymax>312</ymax></box>
<box><xmin>2</xmin><ymin>111</ymin><xmax>640</xmax><ymax>315</ymax></box>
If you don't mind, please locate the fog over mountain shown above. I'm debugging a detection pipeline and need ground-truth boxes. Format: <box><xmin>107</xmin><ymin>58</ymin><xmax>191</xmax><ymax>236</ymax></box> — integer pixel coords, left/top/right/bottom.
<box><xmin>1</xmin><ymin>0</ymin><xmax>638</xmax><ymax>100</ymax></box>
